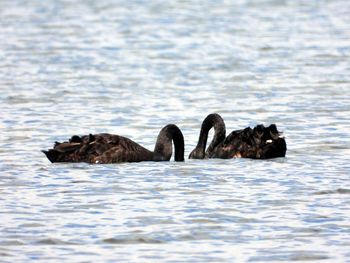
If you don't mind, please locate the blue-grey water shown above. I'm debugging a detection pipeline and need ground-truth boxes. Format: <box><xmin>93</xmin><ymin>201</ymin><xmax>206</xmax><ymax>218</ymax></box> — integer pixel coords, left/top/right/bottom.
<box><xmin>1</xmin><ymin>0</ymin><xmax>350</xmax><ymax>262</ymax></box>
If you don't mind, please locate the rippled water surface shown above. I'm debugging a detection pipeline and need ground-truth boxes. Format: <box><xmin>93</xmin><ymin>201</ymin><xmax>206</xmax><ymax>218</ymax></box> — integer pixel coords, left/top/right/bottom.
<box><xmin>1</xmin><ymin>0</ymin><xmax>350</xmax><ymax>262</ymax></box>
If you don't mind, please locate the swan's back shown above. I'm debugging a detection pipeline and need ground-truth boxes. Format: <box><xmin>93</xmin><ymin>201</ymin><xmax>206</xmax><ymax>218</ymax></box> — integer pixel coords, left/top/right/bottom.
<box><xmin>43</xmin><ymin>133</ymin><xmax>152</xmax><ymax>164</ymax></box>
<box><xmin>210</xmin><ymin>124</ymin><xmax>286</xmax><ymax>159</ymax></box>
<box><xmin>92</xmin><ymin>133</ymin><xmax>153</xmax><ymax>163</ymax></box>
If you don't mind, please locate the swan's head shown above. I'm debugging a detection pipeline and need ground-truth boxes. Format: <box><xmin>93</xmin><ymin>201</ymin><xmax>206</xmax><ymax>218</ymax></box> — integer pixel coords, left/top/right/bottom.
<box><xmin>153</xmin><ymin>153</ymin><xmax>169</xmax><ymax>161</ymax></box>
<box><xmin>189</xmin><ymin>147</ymin><xmax>205</xmax><ymax>159</ymax></box>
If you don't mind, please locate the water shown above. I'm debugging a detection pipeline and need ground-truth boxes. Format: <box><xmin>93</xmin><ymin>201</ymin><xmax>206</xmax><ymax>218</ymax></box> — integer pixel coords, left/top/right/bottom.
<box><xmin>1</xmin><ymin>0</ymin><xmax>350</xmax><ymax>262</ymax></box>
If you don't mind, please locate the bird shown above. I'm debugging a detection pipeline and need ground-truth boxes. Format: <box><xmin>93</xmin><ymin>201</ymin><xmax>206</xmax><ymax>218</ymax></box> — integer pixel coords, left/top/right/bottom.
<box><xmin>189</xmin><ymin>113</ymin><xmax>286</xmax><ymax>159</ymax></box>
<box><xmin>42</xmin><ymin>124</ymin><xmax>185</xmax><ymax>164</ymax></box>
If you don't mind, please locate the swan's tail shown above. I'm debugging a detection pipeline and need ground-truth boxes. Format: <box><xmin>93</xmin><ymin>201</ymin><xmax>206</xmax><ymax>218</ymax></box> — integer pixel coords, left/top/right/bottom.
<box><xmin>42</xmin><ymin>149</ymin><xmax>61</xmax><ymax>163</ymax></box>
<box><xmin>42</xmin><ymin>139</ymin><xmax>84</xmax><ymax>163</ymax></box>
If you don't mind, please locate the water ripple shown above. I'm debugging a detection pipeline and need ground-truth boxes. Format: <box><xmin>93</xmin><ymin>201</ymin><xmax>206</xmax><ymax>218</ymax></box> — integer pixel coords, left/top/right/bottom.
<box><xmin>1</xmin><ymin>0</ymin><xmax>350</xmax><ymax>262</ymax></box>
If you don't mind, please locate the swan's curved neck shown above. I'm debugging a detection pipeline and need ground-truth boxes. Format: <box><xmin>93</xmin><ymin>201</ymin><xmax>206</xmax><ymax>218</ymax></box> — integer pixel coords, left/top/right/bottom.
<box><xmin>189</xmin><ymin>113</ymin><xmax>226</xmax><ymax>159</ymax></box>
<box><xmin>153</xmin><ymin>124</ymin><xmax>185</xmax><ymax>161</ymax></box>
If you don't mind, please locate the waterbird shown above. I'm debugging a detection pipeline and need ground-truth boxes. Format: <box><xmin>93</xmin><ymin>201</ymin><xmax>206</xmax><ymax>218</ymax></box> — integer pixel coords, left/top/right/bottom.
<box><xmin>43</xmin><ymin>124</ymin><xmax>185</xmax><ymax>163</ymax></box>
<box><xmin>189</xmin><ymin>113</ymin><xmax>286</xmax><ymax>159</ymax></box>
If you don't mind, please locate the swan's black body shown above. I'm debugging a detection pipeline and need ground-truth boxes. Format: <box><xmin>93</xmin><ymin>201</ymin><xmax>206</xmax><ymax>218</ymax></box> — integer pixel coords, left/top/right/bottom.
<box><xmin>189</xmin><ymin>113</ymin><xmax>286</xmax><ymax>159</ymax></box>
<box><xmin>210</xmin><ymin>124</ymin><xmax>286</xmax><ymax>159</ymax></box>
<box><xmin>43</xmin><ymin>124</ymin><xmax>185</xmax><ymax>163</ymax></box>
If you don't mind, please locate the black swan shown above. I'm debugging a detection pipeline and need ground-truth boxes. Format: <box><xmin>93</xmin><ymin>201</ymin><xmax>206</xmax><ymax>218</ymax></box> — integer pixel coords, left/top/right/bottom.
<box><xmin>42</xmin><ymin>124</ymin><xmax>185</xmax><ymax>163</ymax></box>
<box><xmin>189</xmin><ymin>113</ymin><xmax>286</xmax><ymax>159</ymax></box>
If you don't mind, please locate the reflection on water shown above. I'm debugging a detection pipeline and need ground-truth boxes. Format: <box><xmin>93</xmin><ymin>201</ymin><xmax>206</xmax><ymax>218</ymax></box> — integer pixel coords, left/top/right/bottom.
<box><xmin>1</xmin><ymin>0</ymin><xmax>350</xmax><ymax>262</ymax></box>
